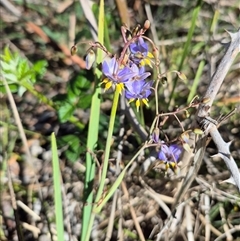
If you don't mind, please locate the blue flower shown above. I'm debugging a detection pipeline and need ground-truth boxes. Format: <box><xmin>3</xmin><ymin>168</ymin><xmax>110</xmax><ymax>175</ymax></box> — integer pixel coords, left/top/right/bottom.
<box><xmin>129</xmin><ymin>37</ymin><xmax>154</xmax><ymax>67</ymax></box>
<box><xmin>125</xmin><ymin>79</ymin><xmax>153</xmax><ymax>111</ymax></box>
<box><xmin>102</xmin><ymin>57</ymin><xmax>137</xmax><ymax>93</ymax></box>
<box><xmin>158</xmin><ymin>143</ymin><xmax>182</xmax><ymax>169</ymax></box>
<box><xmin>129</xmin><ymin>65</ymin><xmax>151</xmax><ymax>81</ymax></box>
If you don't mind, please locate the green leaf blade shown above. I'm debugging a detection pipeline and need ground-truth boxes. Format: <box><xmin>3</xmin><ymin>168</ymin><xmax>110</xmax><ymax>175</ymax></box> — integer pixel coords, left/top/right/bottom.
<box><xmin>51</xmin><ymin>133</ymin><xmax>64</xmax><ymax>241</ymax></box>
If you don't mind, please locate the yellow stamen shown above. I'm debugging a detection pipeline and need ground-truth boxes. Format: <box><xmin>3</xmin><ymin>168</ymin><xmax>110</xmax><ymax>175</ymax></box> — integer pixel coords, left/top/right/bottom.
<box><xmin>128</xmin><ymin>98</ymin><xmax>135</xmax><ymax>103</ymax></box>
<box><xmin>142</xmin><ymin>98</ymin><xmax>149</xmax><ymax>107</ymax></box>
<box><xmin>136</xmin><ymin>99</ymin><xmax>140</xmax><ymax>112</ymax></box>
<box><xmin>139</xmin><ymin>60</ymin><xmax>145</xmax><ymax>67</ymax></box>
<box><xmin>147</xmin><ymin>52</ymin><xmax>154</xmax><ymax>58</ymax></box>
<box><xmin>170</xmin><ymin>163</ymin><xmax>176</xmax><ymax>169</ymax></box>
<box><xmin>116</xmin><ymin>83</ymin><xmax>124</xmax><ymax>94</ymax></box>
<box><xmin>102</xmin><ymin>78</ymin><xmax>109</xmax><ymax>84</ymax></box>
<box><xmin>144</xmin><ymin>58</ymin><xmax>153</xmax><ymax>67</ymax></box>
<box><xmin>105</xmin><ymin>81</ymin><xmax>112</xmax><ymax>91</ymax></box>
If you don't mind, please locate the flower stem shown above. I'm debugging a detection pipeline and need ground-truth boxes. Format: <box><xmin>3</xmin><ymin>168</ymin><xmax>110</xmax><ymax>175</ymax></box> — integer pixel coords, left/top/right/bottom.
<box><xmin>94</xmin><ymin>90</ymin><xmax>120</xmax><ymax>204</ymax></box>
<box><xmin>83</xmin><ymin>90</ymin><xmax>119</xmax><ymax>241</ymax></box>
<box><xmin>93</xmin><ymin>142</ymin><xmax>148</xmax><ymax>213</ymax></box>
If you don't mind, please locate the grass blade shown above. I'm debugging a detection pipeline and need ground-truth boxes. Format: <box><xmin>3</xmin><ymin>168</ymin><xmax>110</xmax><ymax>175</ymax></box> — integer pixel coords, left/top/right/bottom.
<box><xmin>168</xmin><ymin>0</ymin><xmax>203</xmax><ymax>106</ymax></box>
<box><xmin>51</xmin><ymin>132</ymin><xmax>64</xmax><ymax>241</ymax></box>
<box><xmin>187</xmin><ymin>60</ymin><xmax>205</xmax><ymax>103</ymax></box>
<box><xmin>81</xmin><ymin>0</ymin><xmax>105</xmax><ymax>240</ymax></box>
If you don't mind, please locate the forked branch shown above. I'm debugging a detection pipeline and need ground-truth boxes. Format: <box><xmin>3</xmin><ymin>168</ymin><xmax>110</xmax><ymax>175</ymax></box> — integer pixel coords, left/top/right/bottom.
<box><xmin>172</xmin><ymin>28</ymin><xmax>240</xmax><ymax>212</ymax></box>
<box><xmin>197</xmin><ymin>28</ymin><xmax>240</xmax><ymax>191</ymax></box>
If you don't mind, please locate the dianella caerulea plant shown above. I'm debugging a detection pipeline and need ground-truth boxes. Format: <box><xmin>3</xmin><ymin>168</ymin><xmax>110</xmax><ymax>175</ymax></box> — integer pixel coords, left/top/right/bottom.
<box><xmin>72</xmin><ymin>17</ymin><xmax>240</xmax><ymax>240</ymax></box>
<box><xmin>71</xmin><ymin>19</ymin><xmax>198</xmax><ymax>240</ymax></box>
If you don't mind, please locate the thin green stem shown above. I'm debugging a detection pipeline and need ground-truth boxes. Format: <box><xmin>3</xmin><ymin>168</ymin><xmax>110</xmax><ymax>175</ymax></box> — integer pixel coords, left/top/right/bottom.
<box><xmin>83</xmin><ymin>90</ymin><xmax>120</xmax><ymax>241</ymax></box>
<box><xmin>0</xmin><ymin>120</ymin><xmax>44</xmax><ymax>138</ymax></box>
<box><xmin>94</xmin><ymin>142</ymin><xmax>148</xmax><ymax>213</ymax></box>
<box><xmin>95</xmin><ymin>90</ymin><xmax>120</xmax><ymax>203</ymax></box>
<box><xmin>20</xmin><ymin>81</ymin><xmax>55</xmax><ymax>108</ymax></box>
<box><xmin>20</xmin><ymin>81</ymin><xmax>85</xmax><ymax>129</ymax></box>
<box><xmin>51</xmin><ymin>133</ymin><xmax>64</xmax><ymax>241</ymax></box>
<box><xmin>187</xmin><ymin>60</ymin><xmax>205</xmax><ymax>103</ymax></box>
<box><xmin>81</xmin><ymin>85</ymin><xmax>101</xmax><ymax>241</ymax></box>
<box><xmin>83</xmin><ymin>212</ymin><xmax>95</xmax><ymax>241</ymax></box>
<box><xmin>80</xmin><ymin>0</ymin><xmax>104</xmax><ymax>239</ymax></box>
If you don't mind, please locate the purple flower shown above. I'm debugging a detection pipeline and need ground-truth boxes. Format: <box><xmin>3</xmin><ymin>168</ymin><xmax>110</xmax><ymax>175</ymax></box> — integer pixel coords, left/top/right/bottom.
<box><xmin>102</xmin><ymin>57</ymin><xmax>138</xmax><ymax>93</ymax></box>
<box><xmin>125</xmin><ymin>79</ymin><xmax>153</xmax><ymax>100</ymax></box>
<box><xmin>129</xmin><ymin>37</ymin><xmax>154</xmax><ymax>66</ymax></box>
<box><xmin>158</xmin><ymin>143</ymin><xmax>182</xmax><ymax>164</ymax></box>
<box><xmin>125</xmin><ymin>79</ymin><xmax>153</xmax><ymax>111</ymax></box>
<box><xmin>130</xmin><ymin>37</ymin><xmax>148</xmax><ymax>57</ymax></box>
<box><xmin>129</xmin><ymin>65</ymin><xmax>151</xmax><ymax>81</ymax></box>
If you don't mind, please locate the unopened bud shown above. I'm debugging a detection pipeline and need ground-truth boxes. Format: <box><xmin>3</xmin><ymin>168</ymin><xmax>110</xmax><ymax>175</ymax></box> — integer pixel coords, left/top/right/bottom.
<box><xmin>85</xmin><ymin>49</ymin><xmax>96</xmax><ymax>70</ymax></box>
<box><xmin>161</xmin><ymin>76</ymin><xmax>167</xmax><ymax>85</ymax></box>
<box><xmin>202</xmin><ymin>97</ymin><xmax>211</xmax><ymax>104</ymax></box>
<box><xmin>143</xmin><ymin>20</ymin><xmax>150</xmax><ymax>30</ymax></box>
<box><xmin>184</xmin><ymin>109</ymin><xmax>190</xmax><ymax>118</ymax></box>
<box><xmin>177</xmin><ymin>71</ymin><xmax>187</xmax><ymax>81</ymax></box>
<box><xmin>152</xmin><ymin>127</ymin><xmax>160</xmax><ymax>143</ymax></box>
<box><xmin>181</xmin><ymin>132</ymin><xmax>189</xmax><ymax>143</ymax></box>
<box><xmin>71</xmin><ymin>45</ymin><xmax>78</xmax><ymax>55</ymax></box>
<box><xmin>193</xmin><ymin>128</ymin><xmax>204</xmax><ymax>135</ymax></box>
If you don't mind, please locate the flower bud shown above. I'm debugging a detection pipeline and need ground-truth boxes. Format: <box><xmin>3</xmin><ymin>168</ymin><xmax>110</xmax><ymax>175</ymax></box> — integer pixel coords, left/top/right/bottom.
<box><xmin>202</xmin><ymin>97</ymin><xmax>211</xmax><ymax>104</ymax></box>
<box><xmin>71</xmin><ymin>45</ymin><xmax>78</xmax><ymax>55</ymax></box>
<box><xmin>177</xmin><ymin>71</ymin><xmax>187</xmax><ymax>81</ymax></box>
<box><xmin>85</xmin><ymin>49</ymin><xmax>96</xmax><ymax>70</ymax></box>
<box><xmin>152</xmin><ymin>127</ymin><xmax>160</xmax><ymax>143</ymax></box>
<box><xmin>143</xmin><ymin>20</ymin><xmax>150</xmax><ymax>30</ymax></box>
<box><xmin>184</xmin><ymin>109</ymin><xmax>190</xmax><ymax>118</ymax></box>
<box><xmin>193</xmin><ymin>128</ymin><xmax>204</xmax><ymax>135</ymax></box>
<box><xmin>181</xmin><ymin>132</ymin><xmax>189</xmax><ymax>143</ymax></box>
<box><xmin>161</xmin><ymin>76</ymin><xmax>168</xmax><ymax>85</ymax></box>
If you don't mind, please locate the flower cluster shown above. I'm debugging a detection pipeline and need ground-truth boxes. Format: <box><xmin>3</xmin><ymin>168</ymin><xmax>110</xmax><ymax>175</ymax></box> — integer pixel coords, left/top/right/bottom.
<box><xmin>100</xmin><ymin>27</ymin><xmax>154</xmax><ymax>111</ymax></box>
<box><xmin>83</xmin><ymin>21</ymin><xmax>184</xmax><ymax>169</ymax></box>
<box><xmin>152</xmin><ymin>129</ymin><xmax>183</xmax><ymax>171</ymax></box>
